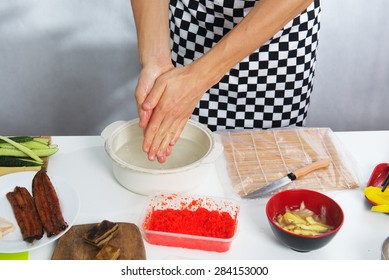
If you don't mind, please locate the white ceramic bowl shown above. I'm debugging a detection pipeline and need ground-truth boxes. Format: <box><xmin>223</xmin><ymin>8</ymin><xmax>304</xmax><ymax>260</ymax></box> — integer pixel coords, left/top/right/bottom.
<box><xmin>101</xmin><ymin>119</ymin><xmax>223</xmax><ymax>195</ymax></box>
<box><xmin>382</xmin><ymin>236</ymin><xmax>389</xmax><ymax>260</ymax></box>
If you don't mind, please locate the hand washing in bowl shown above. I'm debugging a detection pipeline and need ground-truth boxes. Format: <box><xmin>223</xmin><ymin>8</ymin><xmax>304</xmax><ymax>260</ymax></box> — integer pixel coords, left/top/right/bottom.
<box><xmin>101</xmin><ymin>119</ymin><xmax>223</xmax><ymax>195</ymax></box>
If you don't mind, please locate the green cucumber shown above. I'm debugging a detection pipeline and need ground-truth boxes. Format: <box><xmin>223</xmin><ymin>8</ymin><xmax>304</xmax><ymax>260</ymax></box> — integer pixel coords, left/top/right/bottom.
<box><xmin>0</xmin><ymin>136</ymin><xmax>43</xmax><ymax>162</ymax></box>
<box><xmin>0</xmin><ymin>156</ymin><xmax>44</xmax><ymax>167</ymax></box>
<box><xmin>0</xmin><ymin>140</ymin><xmax>50</xmax><ymax>150</ymax></box>
<box><xmin>32</xmin><ymin>137</ymin><xmax>50</xmax><ymax>145</ymax></box>
<box><xmin>0</xmin><ymin>146</ymin><xmax>58</xmax><ymax>158</ymax></box>
<box><xmin>0</xmin><ymin>136</ymin><xmax>34</xmax><ymax>144</ymax></box>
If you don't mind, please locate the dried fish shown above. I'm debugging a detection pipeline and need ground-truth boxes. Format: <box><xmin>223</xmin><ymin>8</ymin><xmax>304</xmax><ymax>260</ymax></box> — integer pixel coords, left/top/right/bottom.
<box><xmin>32</xmin><ymin>170</ymin><xmax>68</xmax><ymax>237</ymax></box>
<box><xmin>6</xmin><ymin>186</ymin><xmax>44</xmax><ymax>243</ymax></box>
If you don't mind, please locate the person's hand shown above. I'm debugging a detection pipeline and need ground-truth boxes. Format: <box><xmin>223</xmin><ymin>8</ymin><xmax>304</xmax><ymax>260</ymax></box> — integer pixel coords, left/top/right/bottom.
<box><xmin>141</xmin><ymin>65</ymin><xmax>206</xmax><ymax>163</ymax></box>
<box><xmin>134</xmin><ymin>63</ymin><xmax>174</xmax><ymax>129</ymax></box>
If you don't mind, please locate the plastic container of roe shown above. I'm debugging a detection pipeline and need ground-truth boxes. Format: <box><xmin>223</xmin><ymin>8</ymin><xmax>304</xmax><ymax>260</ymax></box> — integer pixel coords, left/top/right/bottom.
<box><xmin>140</xmin><ymin>192</ymin><xmax>240</xmax><ymax>252</ymax></box>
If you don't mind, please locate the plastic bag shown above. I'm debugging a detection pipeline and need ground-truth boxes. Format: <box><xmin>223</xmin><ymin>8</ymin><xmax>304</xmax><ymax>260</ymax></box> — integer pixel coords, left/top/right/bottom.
<box><xmin>215</xmin><ymin>127</ymin><xmax>361</xmax><ymax>198</ymax></box>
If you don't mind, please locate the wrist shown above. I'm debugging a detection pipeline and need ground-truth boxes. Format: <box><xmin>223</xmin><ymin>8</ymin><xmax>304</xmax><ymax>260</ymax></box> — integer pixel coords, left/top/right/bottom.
<box><xmin>189</xmin><ymin>55</ymin><xmax>228</xmax><ymax>92</ymax></box>
<box><xmin>138</xmin><ymin>43</ymin><xmax>172</xmax><ymax>67</ymax></box>
<box><xmin>140</xmin><ymin>55</ymin><xmax>173</xmax><ymax>72</ymax></box>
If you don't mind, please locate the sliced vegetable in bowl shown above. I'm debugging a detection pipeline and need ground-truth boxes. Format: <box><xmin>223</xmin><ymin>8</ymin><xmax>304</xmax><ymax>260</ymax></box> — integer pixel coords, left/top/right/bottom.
<box><xmin>275</xmin><ymin>201</ymin><xmax>334</xmax><ymax>236</ymax></box>
<box><xmin>266</xmin><ymin>189</ymin><xmax>344</xmax><ymax>252</ymax></box>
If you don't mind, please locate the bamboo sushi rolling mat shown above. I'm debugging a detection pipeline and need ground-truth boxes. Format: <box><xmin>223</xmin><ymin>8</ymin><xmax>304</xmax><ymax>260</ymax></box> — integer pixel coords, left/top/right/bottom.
<box><xmin>219</xmin><ymin>128</ymin><xmax>360</xmax><ymax>197</ymax></box>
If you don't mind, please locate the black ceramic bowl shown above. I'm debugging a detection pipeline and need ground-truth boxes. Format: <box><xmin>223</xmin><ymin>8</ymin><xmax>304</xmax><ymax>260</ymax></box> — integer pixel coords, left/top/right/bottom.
<box><xmin>266</xmin><ymin>189</ymin><xmax>344</xmax><ymax>252</ymax></box>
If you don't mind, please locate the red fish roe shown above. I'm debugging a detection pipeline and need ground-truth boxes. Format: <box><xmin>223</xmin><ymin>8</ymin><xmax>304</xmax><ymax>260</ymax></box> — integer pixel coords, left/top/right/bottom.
<box><xmin>146</xmin><ymin>207</ymin><xmax>236</xmax><ymax>239</ymax></box>
<box><xmin>142</xmin><ymin>195</ymin><xmax>239</xmax><ymax>252</ymax></box>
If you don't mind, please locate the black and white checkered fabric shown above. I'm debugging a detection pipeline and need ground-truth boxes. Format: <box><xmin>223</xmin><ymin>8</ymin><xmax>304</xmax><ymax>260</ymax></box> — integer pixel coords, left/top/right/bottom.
<box><xmin>169</xmin><ymin>0</ymin><xmax>321</xmax><ymax>131</ymax></box>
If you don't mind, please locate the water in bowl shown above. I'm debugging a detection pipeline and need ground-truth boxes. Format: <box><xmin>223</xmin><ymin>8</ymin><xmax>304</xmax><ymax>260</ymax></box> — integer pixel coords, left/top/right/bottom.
<box><xmin>115</xmin><ymin>136</ymin><xmax>209</xmax><ymax>170</ymax></box>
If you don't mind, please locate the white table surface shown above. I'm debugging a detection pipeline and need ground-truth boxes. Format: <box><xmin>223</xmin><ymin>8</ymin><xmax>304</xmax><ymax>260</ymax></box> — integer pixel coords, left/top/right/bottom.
<box><xmin>22</xmin><ymin>130</ymin><xmax>389</xmax><ymax>260</ymax></box>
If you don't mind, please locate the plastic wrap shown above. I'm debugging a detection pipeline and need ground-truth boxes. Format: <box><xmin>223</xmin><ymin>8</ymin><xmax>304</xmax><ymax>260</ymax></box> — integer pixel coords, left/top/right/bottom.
<box><xmin>215</xmin><ymin>127</ymin><xmax>361</xmax><ymax>199</ymax></box>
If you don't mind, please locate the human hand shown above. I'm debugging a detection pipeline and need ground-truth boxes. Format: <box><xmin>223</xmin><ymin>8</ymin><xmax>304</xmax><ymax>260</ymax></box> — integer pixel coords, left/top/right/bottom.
<box><xmin>141</xmin><ymin>65</ymin><xmax>206</xmax><ymax>163</ymax></box>
<box><xmin>134</xmin><ymin>63</ymin><xmax>174</xmax><ymax>129</ymax></box>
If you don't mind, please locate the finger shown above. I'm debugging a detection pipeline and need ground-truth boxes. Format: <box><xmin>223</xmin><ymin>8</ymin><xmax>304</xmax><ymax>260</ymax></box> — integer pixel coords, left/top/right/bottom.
<box><xmin>157</xmin><ymin>124</ymin><xmax>179</xmax><ymax>160</ymax></box>
<box><xmin>134</xmin><ymin>83</ymin><xmax>153</xmax><ymax>129</ymax></box>
<box><xmin>142</xmin><ymin>77</ymin><xmax>167</xmax><ymax>112</ymax></box>
<box><xmin>143</xmin><ymin>118</ymin><xmax>162</xmax><ymax>157</ymax></box>
<box><xmin>156</xmin><ymin>154</ymin><xmax>167</xmax><ymax>163</ymax></box>
<box><xmin>170</xmin><ymin>118</ymin><xmax>188</xmax><ymax>146</ymax></box>
<box><xmin>146</xmin><ymin>117</ymin><xmax>171</xmax><ymax>161</ymax></box>
<box><xmin>165</xmin><ymin>145</ymin><xmax>172</xmax><ymax>156</ymax></box>
<box><xmin>141</xmin><ymin>80</ymin><xmax>168</xmax><ymax>157</ymax></box>
<box><xmin>156</xmin><ymin>118</ymin><xmax>188</xmax><ymax>163</ymax></box>
<box><xmin>143</xmin><ymin>106</ymin><xmax>169</xmax><ymax>159</ymax></box>
<box><xmin>146</xmin><ymin>111</ymin><xmax>177</xmax><ymax>162</ymax></box>
<box><xmin>139</xmin><ymin>109</ymin><xmax>152</xmax><ymax>129</ymax></box>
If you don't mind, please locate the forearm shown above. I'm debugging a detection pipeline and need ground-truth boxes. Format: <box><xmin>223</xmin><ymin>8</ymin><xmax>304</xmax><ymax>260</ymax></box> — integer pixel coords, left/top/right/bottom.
<box><xmin>191</xmin><ymin>0</ymin><xmax>314</xmax><ymax>90</ymax></box>
<box><xmin>131</xmin><ymin>0</ymin><xmax>171</xmax><ymax>67</ymax></box>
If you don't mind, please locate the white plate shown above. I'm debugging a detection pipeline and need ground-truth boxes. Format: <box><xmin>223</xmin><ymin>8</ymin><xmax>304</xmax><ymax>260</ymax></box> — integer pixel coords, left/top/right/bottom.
<box><xmin>0</xmin><ymin>171</ymin><xmax>80</xmax><ymax>253</ymax></box>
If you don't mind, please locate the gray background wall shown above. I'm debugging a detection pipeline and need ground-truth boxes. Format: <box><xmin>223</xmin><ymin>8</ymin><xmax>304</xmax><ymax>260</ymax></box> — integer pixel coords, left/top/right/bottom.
<box><xmin>306</xmin><ymin>0</ymin><xmax>389</xmax><ymax>131</ymax></box>
<box><xmin>1</xmin><ymin>0</ymin><xmax>388</xmax><ymax>136</ymax></box>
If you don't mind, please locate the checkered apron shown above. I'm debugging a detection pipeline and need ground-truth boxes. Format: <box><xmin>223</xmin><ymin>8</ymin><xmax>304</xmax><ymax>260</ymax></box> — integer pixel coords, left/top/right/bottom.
<box><xmin>169</xmin><ymin>0</ymin><xmax>321</xmax><ymax>131</ymax></box>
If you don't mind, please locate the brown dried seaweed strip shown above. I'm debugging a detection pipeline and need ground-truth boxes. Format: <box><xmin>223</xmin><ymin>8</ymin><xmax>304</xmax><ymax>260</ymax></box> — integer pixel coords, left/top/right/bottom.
<box><xmin>6</xmin><ymin>186</ymin><xmax>44</xmax><ymax>243</ymax></box>
<box><xmin>32</xmin><ymin>170</ymin><xmax>68</xmax><ymax>237</ymax></box>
